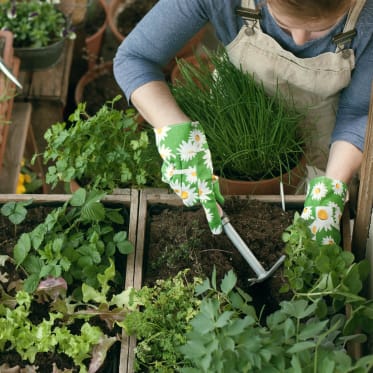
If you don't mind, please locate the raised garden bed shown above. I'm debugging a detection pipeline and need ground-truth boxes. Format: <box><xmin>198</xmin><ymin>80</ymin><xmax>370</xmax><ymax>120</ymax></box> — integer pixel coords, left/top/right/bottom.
<box><xmin>0</xmin><ymin>190</ymin><xmax>139</xmax><ymax>373</ymax></box>
<box><xmin>121</xmin><ymin>190</ymin><xmax>361</xmax><ymax>372</ymax></box>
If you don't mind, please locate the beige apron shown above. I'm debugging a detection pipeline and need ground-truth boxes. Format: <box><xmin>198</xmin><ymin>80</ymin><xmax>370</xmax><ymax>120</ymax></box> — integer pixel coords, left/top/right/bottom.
<box><xmin>226</xmin><ymin>0</ymin><xmax>365</xmax><ymax>171</ymax></box>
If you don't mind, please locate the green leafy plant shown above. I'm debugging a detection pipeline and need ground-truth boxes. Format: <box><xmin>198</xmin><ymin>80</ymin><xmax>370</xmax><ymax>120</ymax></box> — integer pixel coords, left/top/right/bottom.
<box><xmin>12</xmin><ymin>188</ymin><xmax>134</xmax><ymax>296</ymax></box>
<box><xmin>0</xmin><ymin>0</ymin><xmax>75</xmax><ymax>48</ymax></box>
<box><xmin>0</xmin><ymin>260</ymin><xmax>128</xmax><ymax>372</ymax></box>
<box><xmin>282</xmin><ymin>214</ymin><xmax>373</xmax><ymax>336</ymax></box>
<box><xmin>118</xmin><ymin>270</ymin><xmax>202</xmax><ymax>372</ymax></box>
<box><xmin>179</xmin><ymin>269</ymin><xmax>373</xmax><ymax>373</ymax></box>
<box><xmin>172</xmin><ymin>50</ymin><xmax>306</xmax><ymax>181</ymax></box>
<box><xmin>38</xmin><ymin>96</ymin><xmax>164</xmax><ymax>192</ymax></box>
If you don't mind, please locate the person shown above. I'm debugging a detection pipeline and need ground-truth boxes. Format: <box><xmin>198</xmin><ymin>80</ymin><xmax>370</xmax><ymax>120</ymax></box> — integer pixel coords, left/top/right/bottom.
<box><xmin>113</xmin><ymin>0</ymin><xmax>373</xmax><ymax>245</ymax></box>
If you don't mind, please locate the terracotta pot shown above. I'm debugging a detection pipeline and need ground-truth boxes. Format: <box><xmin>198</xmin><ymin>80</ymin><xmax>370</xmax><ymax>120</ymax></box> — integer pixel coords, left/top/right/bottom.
<box><xmin>108</xmin><ymin>0</ymin><xmax>207</xmax><ymax>76</ymax></box>
<box><xmin>84</xmin><ymin>0</ymin><xmax>108</xmax><ymax>70</ymax></box>
<box><xmin>57</xmin><ymin>0</ymin><xmax>90</xmax><ymax>25</ymax></box>
<box><xmin>219</xmin><ymin>156</ymin><xmax>307</xmax><ymax>196</ymax></box>
<box><xmin>74</xmin><ymin>61</ymin><xmax>128</xmax><ymax>115</ymax></box>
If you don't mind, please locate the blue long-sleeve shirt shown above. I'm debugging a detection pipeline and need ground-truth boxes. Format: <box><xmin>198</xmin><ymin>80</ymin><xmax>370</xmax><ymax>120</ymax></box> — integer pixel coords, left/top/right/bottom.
<box><xmin>113</xmin><ymin>0</ymin><xmax>373</xmax><ymax>151</ymax></box>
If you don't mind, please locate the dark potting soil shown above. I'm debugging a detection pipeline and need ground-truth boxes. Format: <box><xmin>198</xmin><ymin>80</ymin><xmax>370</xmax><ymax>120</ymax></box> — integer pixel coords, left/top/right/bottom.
<box><xmin>144</xmin><ymin>197</ymin><xmax>298</xmax><ymax>314</ymax></box>
<box><xmin>116</xmin><ymin>0</ymin><xmax>158</xmax><ymax>37</ymax></box>
<box><xmin>0</xmin><ymin>205</ymin><xmax>126</xmax><ymax>372</ymax></box>
<box><xmin>82</xmin><ymin>69</ymin><xmax>128</xmax><ymax>116</ymax></box>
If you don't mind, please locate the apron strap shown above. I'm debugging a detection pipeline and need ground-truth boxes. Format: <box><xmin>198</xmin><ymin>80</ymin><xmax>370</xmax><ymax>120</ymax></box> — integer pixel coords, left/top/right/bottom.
<box><xmin>333</xmin><ymin>0</ymin><xmax>366</xmax><ymax>54</ymax></box>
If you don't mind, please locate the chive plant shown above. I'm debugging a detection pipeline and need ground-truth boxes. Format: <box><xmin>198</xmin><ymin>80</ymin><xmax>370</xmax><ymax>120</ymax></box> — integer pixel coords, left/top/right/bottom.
<box><xmin>171</xmin><ymin>51</ymin><xmax>307</xmax><ymax>181</ymax></box>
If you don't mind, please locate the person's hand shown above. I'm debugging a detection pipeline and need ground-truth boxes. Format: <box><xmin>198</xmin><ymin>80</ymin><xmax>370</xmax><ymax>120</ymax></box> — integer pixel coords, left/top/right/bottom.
<box><xmin>154</xmin><ymin>121</ymin><xmax>224</xmax><ymax>234</ymax></box>
<box><xmin>300</xmin><ymin>176</ymin><xmax>348</xmax><ymax>245</ymax></box>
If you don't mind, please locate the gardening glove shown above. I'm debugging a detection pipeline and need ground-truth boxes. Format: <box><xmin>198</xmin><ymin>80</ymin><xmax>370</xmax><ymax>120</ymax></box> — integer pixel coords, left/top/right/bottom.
<box><xmin>154</xmin><ymin>121</ymin><xmax>224</xmax><ymax>234</ymax></box>
<box><xmin>301</xmin><ymin>176</ymin><xmax>348</xmax><ymax>246</ymax></box>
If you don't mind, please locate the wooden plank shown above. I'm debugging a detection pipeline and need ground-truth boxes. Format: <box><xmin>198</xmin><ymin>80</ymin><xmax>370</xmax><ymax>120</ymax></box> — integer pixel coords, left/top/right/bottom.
<box><xmin>352</xmin><ymin>82</ymin><xmax>373</xmax><ymax>261</ymax></box>
<box><xmin>0</xmin><ymin>193</ymin><xmax>132</xmax><ymax>204</ymax></box>
<box><xmin>0</xmin><ymin>102</ymin><xmax>32</xmax><ymax>193</ymax></box>
<box><xmin>119</xmin><ymin>188</ymin><xmax>140</xmax><ymax>373</ymax></box>
<box><xmin>17</xmin><ymin>40</ymin><xmax>74</xmax><ymax>105</ymax></box>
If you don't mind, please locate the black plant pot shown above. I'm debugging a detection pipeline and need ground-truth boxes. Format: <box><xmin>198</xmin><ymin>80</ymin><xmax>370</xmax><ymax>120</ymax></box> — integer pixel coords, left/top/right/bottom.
<box><xmin>14</xmin><ymin>38</ymin><xmax>65</xmax><ymax>71</ymax></box>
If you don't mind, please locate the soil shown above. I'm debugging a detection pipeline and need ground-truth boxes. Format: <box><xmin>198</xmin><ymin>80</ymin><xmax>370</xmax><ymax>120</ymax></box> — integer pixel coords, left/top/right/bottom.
<box><xmin>116</xmin><ymin>0</ymin><xmax>158</xmax><ymax>38</ymax></box>
<box><xmin>144</xmin><ymin>197</ymin><xmax>299</xmax><ymax>315</ymax></box>
<box><xmin>0</xmin><ymin>197</ymin><xmax>300</xmax><ymax>371</ymax></box>
<box><xmin>80</xmin><ymin>66</ymin><xmax>128</xmax><ymax>116</ymax></box>
<box><xmin>80</xmin><ymin>0</ymin><xmax>159</xmax><ymax>116</ymax></box>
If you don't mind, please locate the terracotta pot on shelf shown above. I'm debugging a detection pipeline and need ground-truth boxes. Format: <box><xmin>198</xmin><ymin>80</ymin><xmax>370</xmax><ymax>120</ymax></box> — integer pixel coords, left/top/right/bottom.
<box><xmin>57</xmin><ymin>0</ymin><xmax>90</xmax><ymax>25</ymax></box>
<box><xmin>107</xmin><ymin>0</ymin><xmax>207</xmax><ymax>76</ymax></box>
<box><xmin>84</xmin><ymin>0</ymin><xmax>108</xmax><ymax>70</ymax></box>
<box><xmin>74</xmin><ymin>61</ymin><xmax>128</xmax><ymax>115</ymax></box>
<box><xmin>218</xmin><ymin>156</ymin><xmax>307</xmax><ymax>196</ymax></box>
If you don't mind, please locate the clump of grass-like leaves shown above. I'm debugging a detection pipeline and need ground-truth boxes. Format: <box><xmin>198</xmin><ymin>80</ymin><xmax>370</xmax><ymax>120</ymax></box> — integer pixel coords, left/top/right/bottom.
<box><xmin>171</xmin><ymin>50</ymin><xmax>306</xmax><ymax>181</ymax></box>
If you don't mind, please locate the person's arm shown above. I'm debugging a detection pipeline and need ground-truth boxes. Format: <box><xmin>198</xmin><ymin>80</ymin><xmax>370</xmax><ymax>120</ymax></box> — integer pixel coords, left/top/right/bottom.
<box><xmin>130</xmin><ymin>81</ymin><xmax>190</xmax><ymax>128</ymax></box>
<box><xmin>325</xmin><ymin>140</ymin><xmax>363</xmax><ymax>184</ymax></box>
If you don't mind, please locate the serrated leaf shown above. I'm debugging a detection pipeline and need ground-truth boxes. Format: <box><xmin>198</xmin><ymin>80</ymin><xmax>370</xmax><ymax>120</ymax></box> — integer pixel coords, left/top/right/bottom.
<box><xmin>69</xmin><ymin>188</ymin><xmax>86</xmax><ymax>206</ymax></box>
<box><xmin>220</xmin><ymin>270</ymin><xmax>237</xmax><ymax>294</ymax></box>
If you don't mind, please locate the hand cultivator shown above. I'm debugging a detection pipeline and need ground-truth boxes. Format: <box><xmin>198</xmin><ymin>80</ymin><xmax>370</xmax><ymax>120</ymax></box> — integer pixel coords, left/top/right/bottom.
<box><xmin>221</xmin><ymin>209</ymin><xmax>286</xmax><ymax>284</ymax></box>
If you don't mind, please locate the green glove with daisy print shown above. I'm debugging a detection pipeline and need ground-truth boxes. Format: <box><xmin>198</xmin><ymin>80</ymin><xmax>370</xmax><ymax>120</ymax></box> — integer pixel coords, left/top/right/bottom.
<box><xmin>154</xmin><ymin>121</ymin><xmax>224</xmax><ymax>234</ymax></box>
<box><xmin>301</xmin><ymin>176</ymin><xmax>348</xmax><ymax>245</ymax></box>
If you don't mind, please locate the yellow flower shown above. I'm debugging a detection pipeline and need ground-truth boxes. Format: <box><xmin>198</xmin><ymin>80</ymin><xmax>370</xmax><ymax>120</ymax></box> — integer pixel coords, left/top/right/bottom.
<box><xmin>16</xmin><ymin>183</ymin><xmax>26</xmax><ymax>194</ymax></box>
<box><xmin>24</xmin><ymin>174</ymin><xmax>32</xmax><ymax>183</ymax></box>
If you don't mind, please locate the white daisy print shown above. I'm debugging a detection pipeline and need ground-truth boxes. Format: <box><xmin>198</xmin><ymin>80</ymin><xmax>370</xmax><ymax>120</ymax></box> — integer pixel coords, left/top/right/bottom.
<box><xmin>211</xmin><ymin>226</ymin><xmax>223</xmax><ymax>235</ymax></box>
<box><xmin>164</xmin><ymin>164</ymin><xmax>176</xmax><ymax>181</ymax></box>
<box><xmin>204</xmin><ymin>207</ymin><xmax>213</xmax><ymax>222</ymax></box>
<box><xmin>179</xmin><ymin>184</ymin><xmax>198</xmax><ymax>206</ymax></box>
<box><xmin>169</xmin><ymin>180</ymin><xmax>182</xmax><ymax>196</ymax></box>
<box><xmin>332</xmin><ymin>180</ymin><xmax>345</xmax><ymax>196</ymax></box>
<box><xmin>309</xmin><ymin>222</ymin><xmax>318</xmax><ymax>237</ymax></box>
<box><xmin>178</xmin><ymin>140</ymin><xmax>198</xmax><ymax>161</ymax></box>
<box><xmin>203</xmin><ymin>149</ymin><xmax>213</xmax><ymax>170</ymax></box>
<box><xmin>314</xmin><ymin>206</ymin><xmax>335</xmax><ymax>231</ymax></box>
<box><xmin>186</xmin><ymin>166</ymin><xmax>198</xmax><ymax>184</ymax></box>
<box><xmin>154</xmin><ymin>126</ymin><xmax>171</xmax><ymax>144</ymax></box>
<box><xmin>189</xmin><ymin>128</ymin><xmax>206</xmax><ymax>150</ymax></box>
<box><xmin>310</xmin><ymin>182</ymin><xmax>328</xmax><ymax>201</ymax></box>
<box><xmin>157</xmin><ymin>144</ymin><xmax>173</xmax><ymax>160</ymax></box>
<box><xmin>301</xmin><ymin>206</ymin><xmax>313</xmax><ymax>220</ymax></box>
<box><xmin>322</xmin><ymin>236</ymin><xmax>335</xmax><ymax>245</ymax></box>
<box><xmin>198</xmin><ymin>180</ymin><xmax>212</xmax><ymax>202</ymax></box>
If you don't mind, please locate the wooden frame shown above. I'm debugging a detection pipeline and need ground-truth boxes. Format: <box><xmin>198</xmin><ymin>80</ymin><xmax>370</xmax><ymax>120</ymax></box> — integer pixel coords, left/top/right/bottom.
<box><xmin>0</xmin><ymin>189</ymin><xmax>140</xmax><ymax>372</ymax></box>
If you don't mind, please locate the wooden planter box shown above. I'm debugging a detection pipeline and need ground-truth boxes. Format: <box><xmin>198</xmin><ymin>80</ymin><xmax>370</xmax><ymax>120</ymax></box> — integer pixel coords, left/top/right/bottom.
<box><xmin>0</xmin><ymin>189</ymin><xmax>140</xmax><ymax>372</ymax></box>
<box><xmin>117</xmin><ymin>188</ymin><xmax>356</xmax><ymax>373</ymax></box>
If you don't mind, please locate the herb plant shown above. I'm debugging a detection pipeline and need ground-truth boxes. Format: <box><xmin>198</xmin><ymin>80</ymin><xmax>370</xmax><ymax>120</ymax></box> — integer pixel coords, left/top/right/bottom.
<box><xmin>11</xmin><ymin>188</ymin><xmax>134</xmax><ymax>296</ymax></box>
<box><xmin>0</xmin><ymin>0</ymin><xmax>76</xmax><ymax>48</ymax></box>
<box><xmin>172</xmin><ymin>50</ymin><xmax>306</xmax><ymax>181</ymax></box>
<box><xmin>38</xmin><ymin>96</ymin><xmax>164</xmax><ymax>192</ymax></box>
<box><xmin>118</xmin><ymin>270</ymin><xmax>201</xmax><ymax>372</ymax></box>
<box><xmin>282</xmin><ymin>214</ymin><xmax>373</xmax><ymax>336</ymax></box>
<box><xmin>179</xmin><ymin>269</ymin><xmax>373</xmax><ymax>373</ymax></box>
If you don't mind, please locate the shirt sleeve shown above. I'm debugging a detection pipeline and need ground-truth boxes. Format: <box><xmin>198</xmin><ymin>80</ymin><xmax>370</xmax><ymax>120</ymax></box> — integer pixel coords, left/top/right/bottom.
<box><xmin>331</xmin><ymin>6</ymin><xmax>373</xmax><ymax>152</ymax></box>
